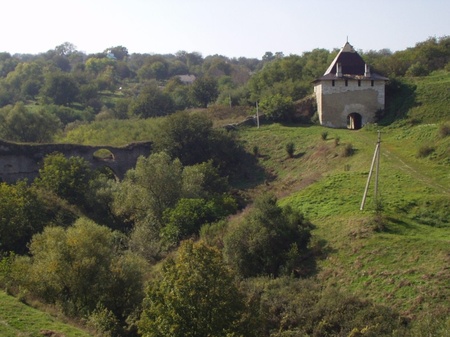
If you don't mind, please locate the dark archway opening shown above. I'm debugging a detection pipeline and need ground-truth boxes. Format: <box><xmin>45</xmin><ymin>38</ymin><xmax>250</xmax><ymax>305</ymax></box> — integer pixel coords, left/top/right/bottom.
<box><xmin>347</xmin><ymin>113</ymin><xmax>362</xmax><ymax>130</ymax></box>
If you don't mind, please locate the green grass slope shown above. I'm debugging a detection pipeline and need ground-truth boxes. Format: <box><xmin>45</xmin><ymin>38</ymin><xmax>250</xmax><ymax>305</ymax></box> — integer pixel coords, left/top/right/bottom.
<box><xmin>0</xmin><ymin>291</ymin><xmax>93</xmax><ymax>337</ymax></box>
<box><xmin>238</xmin><ymin>72</ymin><xmax>450</xmax><ymax>321</ymax></box>
<box><xmin>3</xmin><ymin>72</ymin><xmax>449</xmax><ymax>334</ymax></box>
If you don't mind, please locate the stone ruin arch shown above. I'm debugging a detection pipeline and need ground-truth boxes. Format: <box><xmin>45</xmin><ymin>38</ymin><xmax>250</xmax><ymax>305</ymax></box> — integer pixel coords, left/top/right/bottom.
<box><xmin>0</xmin><ymin>139</ymin><xmax>152</xmax><ymax>184</ymax></box>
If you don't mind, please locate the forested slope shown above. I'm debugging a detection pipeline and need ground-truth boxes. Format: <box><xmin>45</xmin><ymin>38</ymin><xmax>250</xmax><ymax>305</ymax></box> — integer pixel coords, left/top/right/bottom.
<box><xmin>1</xmin><ymin>38</ymin><xmax>449</xmax><ymax>336</ymax></box>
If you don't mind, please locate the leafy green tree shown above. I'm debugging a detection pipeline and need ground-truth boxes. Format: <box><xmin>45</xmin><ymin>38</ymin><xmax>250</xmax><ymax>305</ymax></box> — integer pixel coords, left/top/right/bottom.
<box><xmin>20</xmin><ymin>78</ymin><xmax>41</xmax><ymax>98</ymax></box>
<box><xmin>0</xmin><ymin>52</ymin><xmax>19</xmax><ymax>78</ymax></box>
<box><xmin>154</xmin><ymin>111</ymin><xmax>213</xmax><ymax>165</ymax></box>
<box><xmin>162</xmin><ymin>195</ymin><xmax>236</xmax><ymax>245</ymax></box>
<box><xmin>26</xmin><ymin>218</ymin><xmax>145</xmax><ymax>322</ymax></box>
<box><xmin>167</xmin><ymin>59</ymin><xmax>189</xmax><ymax>76</ymax></box>
<box><xmin>224</xmin><ymin>193</ymin><xmax>312</xmax><ymax>277</ymax></box>
<box><xmin>181</xmin><ymin>160</ymin><xmax>230</xmax><ymax>199</ymax></box>
<box><xmin>106</xmin><ymin>45</ymin><xmax>129</xmax><ymax>61</ymax></box>
<box><xmin>0</xmin><ymin>182</ymin><xmax>50</xmax><ymax>254</ymax></box>
<box><xmin>259</xmin><ymin>93</ymin><xmax>295</xmax><ymax>121</ymax></box>
<box><xmin>4</xmin><ymin>61</ymin><xmax>44</xmax><ymax>101</ymax></box>
<box><xmin>33</xmin><ymin>153</ymin><xmax>93</xmax><ymax>205</ymax></box>
<box><xmin>164</xmin><ymin>76</ymin><xmax>192</xmax><ymax>110</ymax></box>
<box><xmin>113</xmin><ymin>152</ymin><xmax>183</xmax><ymax>223</ymax></box>
<box><xmin>129</xmin><ymin>81</ymin><xmax>175</xmax><ymax>118</ymax></box>
<box><xmin>248</xmin><ymin>55</ymin><xmax>311</xmax><ymax>102</ymax></box>
<box><xmin>85</xmin><ymin>57</ymin><xmax>116</xmax><ymax>75</ymax></box>
<box><xmin>40</xmin><ymin>71</ymin><xmax>80</xmax><ymax>105</ymax></box>
<box><xmin>41</xmin><ymin>104</ymin><xmax>92</xmax><ymax>125</ymax></box>
<box><xmin>139</xmin><ymin>240</ymin><xmax>246</xmax><ymax>337</ymax></box>
<box><xmin>190</xmin><ymin>76</ymin><xmax>219</xmax><ymax>108</ymax></box>
<box><xmin>155</xmin><ymin>113</ymin><xmax>245</xmax><ymax>178</ymax></box>
<box><xmin>0</xmin><ymin>102</ymin><xmax>61</xmax><ymax>142</ymax></box>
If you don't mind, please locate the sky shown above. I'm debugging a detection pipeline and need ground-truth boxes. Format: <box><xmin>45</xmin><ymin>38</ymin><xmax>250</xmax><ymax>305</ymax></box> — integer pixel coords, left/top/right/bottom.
<box><xmin>1</xmin><ymin>0</ymin><xmax>449</xmax><ymax>59</ymax></box>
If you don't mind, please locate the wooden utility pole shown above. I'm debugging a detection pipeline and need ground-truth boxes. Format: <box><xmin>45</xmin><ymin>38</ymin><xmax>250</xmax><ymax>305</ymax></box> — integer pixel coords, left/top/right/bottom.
<box><xmin>360</xmin><ymin>131</ymin><xmax>381</xmax><ymax>210</ymax></box>
<box><xmin>256</xmin><ymin>101</ymin><xmax>260</xmax><ymax>128</ymax></box>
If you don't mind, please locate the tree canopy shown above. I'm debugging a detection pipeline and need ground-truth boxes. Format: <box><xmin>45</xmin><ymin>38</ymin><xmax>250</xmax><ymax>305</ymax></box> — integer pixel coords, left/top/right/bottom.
<box><xmin>139</xmin><ymin>240</ymin><xmax>246</xmax><ymax>337</ymax></box>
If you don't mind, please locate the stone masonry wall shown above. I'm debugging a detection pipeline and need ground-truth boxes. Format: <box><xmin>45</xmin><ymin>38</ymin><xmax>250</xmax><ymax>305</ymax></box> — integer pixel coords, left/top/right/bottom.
<box><xmin>315</xmin><ymin>79</ymin><xmax>385</xmax><ymax>128</ymax></box>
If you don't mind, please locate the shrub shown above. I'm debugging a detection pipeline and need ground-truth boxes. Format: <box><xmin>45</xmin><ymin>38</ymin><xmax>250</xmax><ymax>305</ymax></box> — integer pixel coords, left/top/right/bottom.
<box><xmin>223</xmin><ymin>193</ymin><xmax>312</xmax><ymax>278</ymax></box>
<box><xmin>438</xmin><ymin>123</ymin><xmax>450</xmax><ymax>138</ymax></box>
<box><xmin>253</xmin><ymin>145</ymin><xmax>259</xmax><ymax>157</ymax></box>
<box><xmin>342</xmin><ymin>143</ymin><xmax>354</xmax><ymax>157</ymax></box>
<box><xmin>286</xmin><ymin>142</ymin><xmax>295</xmax><ymax>158</ymax></box>
<box><xmin>334</xmin><ymin>136</ymin><xmax>340</xmax><ymax>146</ymax></box>
<box><xmin>417</xmin><ymin>145</ymin><xmax>435</xmax><ymax>158</ymax></box>
<box><xmin>321</xmin><ymin>131</ymin><xmax>328</xmax><ymax>140</ymax></box>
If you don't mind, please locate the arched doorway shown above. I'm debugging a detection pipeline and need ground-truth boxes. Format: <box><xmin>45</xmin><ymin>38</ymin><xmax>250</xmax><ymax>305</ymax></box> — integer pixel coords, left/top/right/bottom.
<box><xmin>347</xmin><ymin>113</ymin><xmax>362</xmax><ymax>130</ymax></box>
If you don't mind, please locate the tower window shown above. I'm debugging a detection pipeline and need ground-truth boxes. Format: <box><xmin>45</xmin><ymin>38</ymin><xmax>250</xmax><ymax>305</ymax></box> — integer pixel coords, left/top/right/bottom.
<box><xmin>358</xmin><ymin>80</ymin><xmax>361</xmax><ymax>87</ymax></box>
<box><xmin>371</xmin><ymin>80</ymin><xmax>374</xmax><ymax>87</ymax></box>
<box><xmin>345</xmin><ymin>79</ymin><xmax>348</xmax><ymax>86</ymax></box>
<box><xmin>332</xmin><ymin>80</ymin><xmax>335</xmax><ymax>87</ymax></box>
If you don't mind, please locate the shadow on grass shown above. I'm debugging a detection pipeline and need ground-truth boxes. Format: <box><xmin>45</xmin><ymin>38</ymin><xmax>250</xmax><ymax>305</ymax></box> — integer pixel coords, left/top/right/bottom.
<box><xmin>382</xmin><ymin>216</ymin><xmax>416</xmax><ymax>235</ymax></box>
<box><xmin>293</xmin><ymin>151</ymin><xmax>306</xmax><ymax>159</ymax></box>
<box><xmin>378</xmin><ymin>79</ymin><xmax>418</xmax><ymax>126</ymax></box>
<box><xmin>229</xmin><ymin>146</ymin><xmax>275</xmax><ymax>191</ymax></box>
<box><xmin>298</xmin><ymin>237</ymin><xmax>337</xmax><ymax>278</ymax></box>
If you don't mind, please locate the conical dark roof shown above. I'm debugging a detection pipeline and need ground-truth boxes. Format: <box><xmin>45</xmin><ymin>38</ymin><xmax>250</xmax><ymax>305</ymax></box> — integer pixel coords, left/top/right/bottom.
<box><xmin>314</xmin><ymin>42</ymin><xmax>388</xmax><ymax>81</ymax></box>
<box><xmin>324</xmin><ymin>42</ymin><xmax>365</xmax><ymax>76</ymax></box>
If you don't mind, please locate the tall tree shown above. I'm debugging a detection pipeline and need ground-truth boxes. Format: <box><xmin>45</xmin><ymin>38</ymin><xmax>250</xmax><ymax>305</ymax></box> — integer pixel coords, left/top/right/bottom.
<box><xmin>224</xmin><ymin>193</ymin><xmax>313</xmax><ymax>277</ymax></box>
<box><xmin>129</xmin><ymin>81</ymin><xmax>175</xmax><ymax>118</ymax></box>
<box><xmin>0</xmin><ymin>182</ymin><xmax>50</xmax><ymax>254</ymax></box>
<box><xmin>41</xmin><ymin>71</ymin><xmax>80</xmax><ymax>105</ymax></box>
<box><xmin>0</xmin><ymin>102</ymin><xmax>61</xmax><ymax>142</ymax></box>
<box><xmin>139</xmin><ymin>240</ymin><xmax>246</xmax><ymax>337</ymax></box>
<box><xmin>190</xmin><ymin>76</ymin><xmax>219</xmax><ymax>108</ymax></box>
<box><xmin>113</xmin><ymin>152</ymin><xmax>183</xmax><ymax>223</ymax></box>
<box><xmin>33</xmin><ymin>153</ymin><xmax>93</xmax><ymax>205</ymax></box>
<box><xmin>154</xmin><ymin>111</ymin><xmax>213</xmax><ymax>165</ymax></box>
<box><xmin>26</xmin><ymin>218</ymin><xmax>145</xmax><ymax>322</ymax></box>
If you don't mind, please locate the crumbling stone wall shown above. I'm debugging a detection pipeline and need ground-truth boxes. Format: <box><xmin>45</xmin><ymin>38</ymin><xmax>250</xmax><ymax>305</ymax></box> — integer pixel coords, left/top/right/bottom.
<box><xmin>0</xmin><ymin>140</ymin><xmax>152</xmax><ymax>183</ymax></box>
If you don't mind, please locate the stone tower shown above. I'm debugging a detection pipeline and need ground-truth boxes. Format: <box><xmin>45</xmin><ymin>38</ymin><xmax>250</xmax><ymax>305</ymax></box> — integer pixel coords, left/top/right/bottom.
<box><xmin>313</xmin><ymin>42</ymin><xmax>388</xmax><ymax>129</ymax></box>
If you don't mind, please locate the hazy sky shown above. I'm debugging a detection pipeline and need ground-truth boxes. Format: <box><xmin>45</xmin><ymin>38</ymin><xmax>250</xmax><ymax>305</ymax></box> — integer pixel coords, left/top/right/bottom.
<box><xmin>1</xmin><ymin>0</ymin><xmax>449</xmax><ymax>58</ymax></box>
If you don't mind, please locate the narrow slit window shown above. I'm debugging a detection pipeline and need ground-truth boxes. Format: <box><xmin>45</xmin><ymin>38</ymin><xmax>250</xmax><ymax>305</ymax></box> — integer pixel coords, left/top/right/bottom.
<box><xmin>345</xmin><ymin>79</ymin><xmax>348</xmax><ymax>86</ymax></box>
<box><xmin>358</xmin><ymin>80</ymin><xmax>361</xmax><ymax>87</ymax></box>
<box><xmin>371</xmin><ymin>80</ymin><xmax>374</xmax><ymax>87</ymax></box>
<box><xmin>332</xmin><ymin>80</ymin><xmax>335</xmax><ymax>87</ymax></box>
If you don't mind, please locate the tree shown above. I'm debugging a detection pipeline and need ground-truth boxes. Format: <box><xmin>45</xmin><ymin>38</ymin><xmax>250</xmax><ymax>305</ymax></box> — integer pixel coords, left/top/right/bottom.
<box><xmin>33</xmin><ymin>153</ymin><xmax>93</xmax><ymax>205</ymax></box>
<box><xmin>26</xmin><ymin>218</ymin><xmax>145</xmax><ymax>323</ymax></box>
<box><xmin>113</xmin><ymin>152</ymin><xmax>183</xmax><ymax>223</ymax></box>
<box><xmin>0</xmin><ymin>102</ymin><xmax>61</xmax><ymax>142</ymax></box>
<box><xmin>0</xmin><ymin>182</ymin><xmax>50</xmax><ymax>254</ymax></box>
<box><xmin>139</xmin><ymin>240</ymin><xmax>246</xmax><ymax>337</ymax></box>
<box><xmin>259</xmin><ymin>93</ymin><xmax>295</xmax><ymax>122</ymax></box>
<box><xmin>224</xmin><ymin>193</ymin><xmax>312</xmax><ymax>277</ymax></box>
<box><xmin>106</xmin><ymin>46</ymin><xmax>129</xmax><ymax>61</ymax></box>
<box><xmin>154</xmin><ymin>111</ymin><xmax>213</xmax><ymax>165</ymax></box>
<box><xmin>190</xmin><ymin>76</ymin><xmax>219</xmax><ymax>108</ymax></box>
<box><xmin>164</xmin><ymin>76</ymin><xmax>192</xmax><ymax>110</ymax></box>
<box><xmin>41</xmin><ymin>71</ymin><xmax>80</xmax><ymax>105</ymax></box>
<box><xmin>129</xmin><ymin>81</ymin><xmax>175</xmax><ymax>118</ymax></box>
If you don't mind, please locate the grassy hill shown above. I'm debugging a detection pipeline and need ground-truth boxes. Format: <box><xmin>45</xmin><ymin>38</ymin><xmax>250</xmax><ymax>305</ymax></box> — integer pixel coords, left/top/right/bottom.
<box><xmin>0</xmin><ymin>291</ymin><xmax>93</xmax><ymax>337</ymax></box>
<box><xmin>2</xmin><ymin>72</ymin><xmax>449</xmax><ymax>334</ymax></box>
<box><xmin>236</xmin><ymin>71</ymin><xmax>450</xmax><ymax>324</ymax></box>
